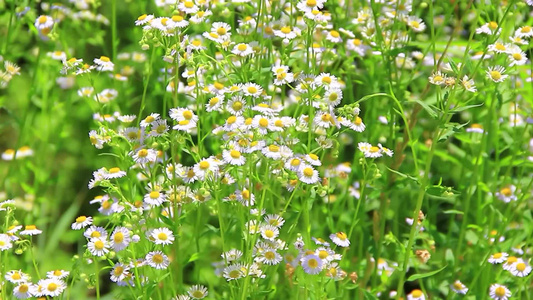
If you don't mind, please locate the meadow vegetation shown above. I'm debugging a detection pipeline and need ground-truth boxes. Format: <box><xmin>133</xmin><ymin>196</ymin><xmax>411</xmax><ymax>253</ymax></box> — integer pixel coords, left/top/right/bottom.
<box><xmin>0</xmin><ymin>0</ymin><xmax>532</xmax><ymax>299</ymax></box>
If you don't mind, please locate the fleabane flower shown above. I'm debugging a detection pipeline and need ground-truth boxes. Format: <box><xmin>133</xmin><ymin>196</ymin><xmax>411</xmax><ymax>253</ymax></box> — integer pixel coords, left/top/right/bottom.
<box><xmin>71</xmin><ymin>216</ymin><xmax>93</xmax><ymax>230</ymax></box>
<box><xmin>146</xmin><ymin>251</ymin><xmax>170</xmax><ymax>269</ymax></box>
<box><xmin>88</xmin><ymin>237</ymin><xmax>110</xmax><ymax>256</ymax></box>
<box><xmin>301</xmin><ymin>254</ymin><xmax>323</xmax><ymax>274</ymax></box>
<box><xmin>151</xmin><ymin>227</ymin><xmax>175</xmax><ymax>245</ymax></box>
<box><xmin>489</xmin><ymin>284</ymin><xmax>511</xmax><ymax>300</ymax></box>
<box><xmin>232</xmin><ymin>43</ymin><xmax>254</xmax><ymax>57</ymax></box>
<box><xmin>486</xmin><ymin>66</ymin><xmax>508</xmax><ymax>83</ymax></box>
<box><xmin>93</xmin><ymin>56</ymin><xmax>114</xmax><ymax>72</ymax></box>
<box><xmin>222</xmin><ymin>149</ymin><xmax>246</xmax><ymax>166</ymax></box>
<box><xmin>330</xmin><ymin>231</ymin><xmax>350</xmax><ymax>247</ymax></box>
<box><xmin>407</xmin><ymin>16</ymin><xmax>426</xmax><ymax>32</ymax></box>
<box><xmin>451</xmin><ymin>280</ymin><xmax>469</xmax><ymax>294</ymax></box>
<box><xmin>298</xmin><ymin>165</ymin><xmax>320</xmax><ymax>184</ymax></box>
<box><xmin>35</xmin><ymin>15</ymin><xmax>54</xmax><ymax>30</ymax></box>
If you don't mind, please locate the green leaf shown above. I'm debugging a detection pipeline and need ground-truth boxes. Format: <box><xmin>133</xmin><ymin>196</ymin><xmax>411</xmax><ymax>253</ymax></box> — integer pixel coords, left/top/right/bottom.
<box><xmin>410</xmin><ymin>98</ymin><xmax>439</xmax><ymax>119</ymax></box>
<box><xmin>445</xmin><ymin>249</ymin><xmax>455</xmax><ymax>265</ymax></box>
<box><xmin>443</xmin><ymin>210</ymin><xmax>464</xmax><ymax>215</ymax></box>
<box><xmin>438</xmin><ymin>122</ymin><xmax>469</xmax><ymax>143</ymax></box>
<box><xmin>187</xmin><ymin>252</ymin><xmax>200</xmax><ymax>263</ymax></box>
<box><xmin>407</xmin><ymin>265</ymin><xmax>447</xmax><ymax>281</ymax></box>
<box><xmin>449</xmin><ymin>103</ymin><xmax>484</xmax><ymax>112</ymax></box>
<box><xmin>386</xmin><ymin>167</ymin><xmax>420</xmax><ymax>184</ymax></box>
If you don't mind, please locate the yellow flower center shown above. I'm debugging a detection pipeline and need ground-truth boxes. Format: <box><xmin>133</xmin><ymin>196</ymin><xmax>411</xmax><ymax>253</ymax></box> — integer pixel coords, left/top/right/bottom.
<box><xmin>259</xmin><ymin>118</ymin><xmax>269</xmax><ymax>127</ymax></box>
<box><xmin>280</xmin><ymin>26</ymin><xmax>291</xmax><ymax>34</ymax></box>
<box><xmin>138</xmin><ymin>14</ymin><xmax>147</xmax><ymax>21</ymax></box>
<box><xmin>172</xmin><ymin>15</ymin><xmax>184</xmax><ymax>22</ymax></box>
<box><xmin>114</xmin><ymin>266</ymin><xmax>124</xmax><ymax>276</ymax></box>
<box><xmin>336</xmin><ymin>232</ymin><xmax>347</xmax><ymax>240</ymax></box>
<box><xmin>99</xmin><ymin>56</ymin><xmax>110</xmax><ymax>62</ymax></box>
<box><xmin>495</xmin><ymin>287</ymin><xmax>506</xmax><ymax>297</ymax></box>
<box><xmin>26</xmin><ymin>225</ymin><xmax>37</xmax><ymax>230</ymax></box>
<box><xmin>48</xmin><ymin>283</ymin><xmax>58</xmax><ymax>292</ymax></box>
<box><xmin>318</xmin><ymin>250</ymin><xmax>328</xmax><ymax>259</ymax></box>
<box><xmin>495</xmin><ymin>43</ymin><xmax>506</xmax><ymax>51</ymax></box>
<box><xmin>264</xmin><ymin>251</ymin><xmax>275</xmax><ymax>260</ymax></box>
<box><xmin>453</xmin><ymin>282</ymin><xmax>463</xmax><ymax>290</ymax></box>
<box><xmin>199</xmin><ymin>161</ymin><xmax>210</xmax><ymax>169</ymax></box>
<box><xmin>157</xmin><ymin>232</ymin><xmax>168</xmax><ymax>240</ymax></box>
<box><xmin>109</xmin><ymin>167</ymin><xmax>120</xmax><ymax>173</ymax></box>
<box><xmin>512</xmin><ymin>53</ymin><xmax>522</xmax><ymax>60</ymax></box>
<box><xmin>19</xmin><ymin>284</ymin><xmax>29</xmax><ymax>293</ymax></box>
<box><xmin>76</xmin><ymin>216</ymin><xmax>87</xmax><ymax>223</ymax></box>
<box><xmin>268</xmin><ymin>145</ymin><xmax>279</xmax><ymax>152</ymax></box>
<box><xmin>330</xmin><ymin>30</ymin><xmax>340</xmax><ymax>38</ymax></box>
<box><xmin>303</xmin><ymin>167</ymin><xmax>314</xmax><ymax>177</ymax></box>
<box><xmin>493</xmin><ymin>252</ymin><xmax>502</xmax><ymax>258</ymax></box>
<box><xmin>209</xmin><ymin>97</ymin><xmax>219</xmax><ymax>106</ymax></box>
<box><xmin>309</xmin><ymin>153</ymin><xmax>318</xmax><ymax>160</ymax></box>
<box><xmin>306</xmin><ymin>0</ymin><xmax>316</xmax><ymax>6</ymax></box>
<box><xmin>489</xmin><ymin>21</ymin><xmax>498</xmax><ymax>30</ymax></box>
<box><xmin>91</xmin><ymin>231</ymin><xmax>101</xmax><ymax>238</ymax></box>
<box><xmin>230</xmin><ymin>150</ymin><xmax>241</xmax><ymax>159</ymax></box>
<box><xmin>516</xmin><ymin>262</ymin><xmax>526</xmax><ymax>271</ymax></box>
<box><xmin>237</xmin><ymin>44</ymin><xmax>248</xmax><ymax>51</ymax></box>
<box><xmin>137</xmin><ymin>149</ymin><xmax>149</xmax><ymax>157</ymax></box>
<box><xmin>94</xmin><ymin>240</ymin><xmax>105</xmax><ymax>250</ymax></box>
<box><xmin>264</xmin><ymin>229</ymin><xmax>274</xmax><ymax>238</ymax></box>
<box><xmin>411</xmin><ymin>289</ymin><xmax>423</xmax><ymax>297</ymax></box>
<box><xmin>247</xmin><ymin>86</ymin><xmax>257</xmax><ymax>94</ymax></box>
<box><xmin>113</xmin><ymin>232</ymin><xmax>123</xmax><ymax>243</ymax></box>
<box><xmin>307</xmin><ymin>258</ymin><xmax>318</xmax><ymax>268</ymax></box>
<box><xmin>500</xmin><ymin>187</ymin><xmax>512</xmax><ymax>196</ymax></box>
<box><xmin>152</xmin><ymin>254</ymin><xmax>164</xmax><ymax>264</ymax></box>
<box><xmin>321</xmin><ymin>76</ymin><xmax>332</xmax><ymax>84</ymax></box>
<box><xmin>216</xmin><ymin>27</ymin><xmax>227</xmax><ymax>35</ymax></box>
<box><xmin>38</xmin><ymin>16</ymin><xmax>48</xmax><ymax>24</ymax></box>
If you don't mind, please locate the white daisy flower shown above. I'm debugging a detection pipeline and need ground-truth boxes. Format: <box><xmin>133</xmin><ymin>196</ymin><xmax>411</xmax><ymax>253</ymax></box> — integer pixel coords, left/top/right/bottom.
<box><xmin>301</xmin><ymin>254</ymin><xmax>323</xmax><ymax>274</ymax></box>
<box><xmin>5</xmin><ymin>270</ymin><xmax>30</xmax><ymax>283</ymax></box>
<box><xmin>144</xmin><ymin>190</ymin><xmax>168</xmax><ymax>206</ymax></box>
<box><xmin>20</xmin><ymin>225</ymin><xmax>42</xmax><ymax>236</ymax></box>
<box><xmin>88</xmin><ymin>237</ymin><xmax>110</xmax><ymax>257</ymax></box>
<box><xmin>330</xmin><ymin>232</ymin><xmax>350</xmax><ymax>247</ymax></box>
<box><xmin>151</xmin><ymin>227</ymin><xmax>175</xmax><ymax>245</ymax></box>
<box><xmin>111</xmin><ymin>226</ymin><xmax>131</xmax><ymax>251</ymax></box>
<box><xmin>93</xmin><ymin>56</ymin><xmax>114</xmax><ymax>72</ymax></box>
<box><xmin>71</xmin><ymin>216</ymin><xmax>93</xmax><ymax>230</ymax></box>
<box><xmin>298</xmin><ymin>165</ymin><xmax>320</xmax><ymax>184</ymax></box>
<box><xmin>222</xmin><ymin>149</ymin><xmax>246</xmax><ymax>166</ymax></box>
<box><xmin>110</xmin><ymin>263</ymin><xmax>130</xmax><ymax>283</ymax></box>
<box><xmin>46</xmin><ymin>269</ymin><xmax>70</xmax><ymax>279</ymax></box>
<box><xmin>451</xmin><ymin>280</ymin><xmax>468</xmax><ymax>294</ymax></box>
<box><xmin>13</xmin><ymin>282</ymin><xmax>34</xmax><ymax>299</ymax></box>
<box><xmin>488</xmin><ymin>252</ymin><xmax>508</xmax><ymax>264</ymax></box>
<box><xmin>242</xmin><ymin>82</ymin><xmax>263</xmax><ymax>98</ymax></box>
<box><xmin>489</xmin><ymin>284</ymin><xmax>511</xmax><ymax>300</ymax></box>
<box><xmin>38</xmin><ymin>278</ymin><xmax>66</xmax><ymax>297</ymax></box>
<box><xmin>146</xmin><ymin>251</ymin><xmax>170</xmax><ymax>269</ymax></box>
<box><xmin>486</xmin><ymin>65</ymin><xmax>508</xmax><ymax>83</ymax></box>
<box><xmin>34</xmin><ymin>15</ymin><xmax>54</xmax><ymax>30</ymax></box>
<box><xmin>509</xmin><ymin>261</ymin><xmax>532</xmax><ymax>277</ymax></box>
<box><xmin>188</xmin><ymin>285</ymin><xmax>208</xmax><ymax>299</ymax></box>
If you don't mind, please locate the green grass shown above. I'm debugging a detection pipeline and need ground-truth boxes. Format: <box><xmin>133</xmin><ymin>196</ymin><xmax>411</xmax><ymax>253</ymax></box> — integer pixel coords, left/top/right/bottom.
<box><xmin>0</xmin><ymin>0</ymin><xmax>532</xmax><ymax>299</ymax></box>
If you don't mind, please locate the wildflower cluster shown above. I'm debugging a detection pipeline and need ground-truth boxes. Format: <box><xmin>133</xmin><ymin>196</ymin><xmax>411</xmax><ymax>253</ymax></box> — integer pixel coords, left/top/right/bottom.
<box><xmin>1</xmin><ymin>0</ymin><xmax>532</xmax><ymax>299</ymax></box>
